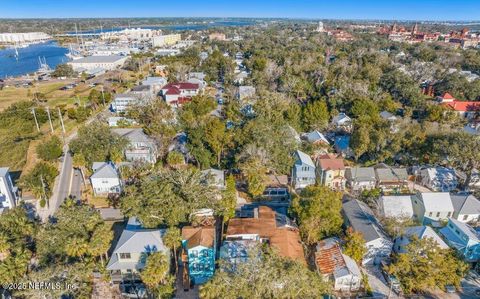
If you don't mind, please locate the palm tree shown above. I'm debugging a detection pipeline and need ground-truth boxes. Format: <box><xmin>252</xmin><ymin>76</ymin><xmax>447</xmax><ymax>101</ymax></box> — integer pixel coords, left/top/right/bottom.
<box><xmin>163</xmin><ymin>227</ymin><xmax>182</xmax><ymax>272</ymax></box>
<box><xmin>140</xmin><ymin>252</ymin><xmax>170</xmax><ymax>291</ymax></box>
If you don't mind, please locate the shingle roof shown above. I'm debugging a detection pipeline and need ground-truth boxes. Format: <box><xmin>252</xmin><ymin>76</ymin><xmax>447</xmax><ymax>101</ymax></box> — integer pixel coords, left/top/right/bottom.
<box><xmin>451</xmin><ymin>194</ymin><xmax>480</xmax><ymax>215</ymax></box>
<box><xmin>182</xmin><ymin>226</ymin><xmax>215</xmax><ymax>249</ymax></box>
<box><xmin>91</xmin><ymin>162</ymin><xmax>119</xmax><ymax>179</ymax></box>
<box><xmin>112</xmin><ymin>128</ymin><xmax>151</xmax><ymax>143</ymax></box>
<box><xmin>342</xmin><ymin>199</ymin><xmax>390</xmax><ymax>243</ymax></box>
<box><xmin>404</xmin><ymin>226</ymin><xmax>449</xmax><ymax>249</ymax></box>
<box><xmin>346</xmin><ymin>167</ymin><xmax>376</xmax><ymax>182</ymax></box>
<box><xmin>295</xmin><ymin>150</ymin><xmax>315</xmax><ymax>168</ymax></box>
<box><xmin>416</xmin><ymin>192</ymin><xmax>454</xmax><ymax>212</ymax></box>
<box><xmin>317</xmin><ymin>154</ymin><xmax>345</xmax><ymax>171</ymax></box>
<box><xmin>375</xmin><ymin>167</ymin><xmax>408</xmax><ymax>182</ymax></box>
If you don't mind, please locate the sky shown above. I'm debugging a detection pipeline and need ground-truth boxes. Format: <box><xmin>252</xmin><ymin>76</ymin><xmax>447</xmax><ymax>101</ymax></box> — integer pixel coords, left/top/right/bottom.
<box><xmin>1</xmin><ymin>0</ymin><xmax>480</xmax><ymax>21</ymax></box>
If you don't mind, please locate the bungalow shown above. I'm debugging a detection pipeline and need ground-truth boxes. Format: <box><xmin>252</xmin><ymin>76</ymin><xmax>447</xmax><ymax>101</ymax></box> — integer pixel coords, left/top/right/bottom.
<box><xmin>291</xmin><ymin>150</ymin><xmax>316</xmax><ymax>189</ymax></box>
<box><xmin>378</xmin><ymin>195</ymin><xmax>414</xmax><ymax>219</ymax></box>
<box><xmin>181</xmin><ymin>225</ymin><xmax>216</xmax><ymax>284</ymax></box>
<box><xmin>342</xmin><ymin>199</ymin><xmax>393</xmax><ymax>265</ymax></box>
<box><xmin>303</xmin><ymin>130</ymin><xmax>330</xmax><ymax>145</ymax></box>
<box><xmin>451</xmin><ymin>193</ymin><xmax>480</xmax><ymax>223</ymax></box>
<box><xmin>420</xmin><ymin>166</ymin><xmax>458</xmax><ymax>192</ymax></box>
<box><xmin>316</xmin><ymin>153</ymin><xmax>346</xmax><ymax>191</ymax></box>
<box><xmin>315</xmin><ymin>237</ymin><xmax>362</xmax><ymax>292</ymax></box>
<box><xmin>160</xmin><ymin>82</ymin><xmax>200</xmax><ymax>106</ymax></box>
<box><xmin>345</xmin><ymin>167</ymin><xmax>377</xmax><ymax>192</ymax></box>
<box><xmin>113</xmin><ymin>128</ymin><xmax>158</xmax><ymax>164</ymax></box>
<box><xmin>393</xmin><ymin>226</ymin><xmax>449</xmax><ymax>253</ymax></box>
<box><xmin>412</xmin><ymin>192</ymin><xmax>454</xmax><ymax>225</ymax></box>
<box><xmin>90</xmin><ymin>162</ymin><xmax>122</xmax><ymax>196</ymax></box>
<box><xmin>331</xmin><ymin>113</ymin><xmax>353</xmax><ymax>133</ymax></box>
<box><xmin>225</xmin><ymin>206</ymin><xmax>305</xmax><ymax>263</ymax></box>
<box><xmin>107</xmin><ymin>217</ymin><xmax>169</xmax><ymax>283</ymax></box>
<box><xmin>440</xmin><ymin>218</ymin><xmax>480</xmax><ymax>262</ymax></box>
<box><xmin>375</xmin><ymin>167</ymin><xmax>409</xmax><ymax>192</ymax></box>
<box><xmin>0</xmin><ymin>167</ymin><xmax>19</xmax><ymax>213</ymax></box>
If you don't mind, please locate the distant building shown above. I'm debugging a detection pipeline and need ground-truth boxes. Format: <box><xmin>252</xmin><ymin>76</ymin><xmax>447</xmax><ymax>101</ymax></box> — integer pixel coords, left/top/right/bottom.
<box><xmin>303</xmin><ymin>130</ymin><xmax>330</xmax><ymax>145</ymax></box>
<box><xmin>419</xmin><ymin>166</ymin><xmax>458</xmax><ymax>192</ymax></box>
<box><xmin>68</xmin><ymin>55</ymin><xmax>128</xmax><ymax>72</ymax></box>
<box><xmin>236</xmin><ymin>86</ymin><xmax>256</xmax><ymax>101</ymax></box>
<box><xmin>112</xmin><ymin>128</ymin><xmax>158</xmax><ymax>164</ymax></box>
<box><xmin>342</xmin><ymin>199</ymin><xmax>393</xmax><ymax>265</ymax></box>
<box><xmin>209</xmin><ymin>32</ymin><xmax>227</xmax><ymax>41</ymax></box>
<box><xmin>451</xmin><ymin>193</ymin><xmax>480</xmax><ymax>223</ymax></box>
<box><xmin>291</xmin><ymin>150</ymin><xmax>316</xmax><ymax>189</ymax></box>
<box><xmin>315</xmin><ymin>237</ymin><xmax>361</xmax><ymax>292</ymax></box>
<box><xmin>90</xmin><ymin>162</ymin><xmax>122</xmax><ymax>196</ymax></box>
<box><xmin>160</xmin><ymin>82</ymin><xmax>200</xmax><ymax>106</ymax></box>
<box><xmin>345</xmin><ymin>167</ymin><xmax>377</xmax><ymax>192</ymax></box>
<box><xmin>141</xmin><ymin>76</ymin><xmax>167</xmax><ymax>94</ymax></box>
<box><xmin>201</xmin><ymin>169</ymin><xmax>226</xmax><ymax>190</ymax></box>
<box><xmin>111</xmin><ymin>93</ymin><xmax>145</xmax><ymax>114</ymax></box>
<box><xmin>0</xmin><ymin>32</ymin><xmax>50</xmax><ymax>44</ymax></box>
<box><xmin>152</xmin><ymin>34</ymin><xmax>182</xmax><ymax>47</ymax></box>
<box><xmin>316</xmin><ymin>153</ymin><xmax>346</xmax><ymax>191</ymax></box>
<box><xmin>107</xmin><ymin>218</ymin><xmax>169</xmax><ymax>283</ymax></box>
<box><xmin>331</xmin><ymin>113</ymin><xmax>352</xmax><ymax>132</ymax></box>
<box><xmin>440</xmin><ymin>218</ymin><xmax>480</xmax><ymax>262</ymax></box>
<box><xmin>0</xmin><ymin>167</ymin><xmax>19</xmax><ymax>213</ymax></box>
<box><xmin>394</xmin><ymin>226</ymin><xmax>449</xmax><ymax>254</ymax></box>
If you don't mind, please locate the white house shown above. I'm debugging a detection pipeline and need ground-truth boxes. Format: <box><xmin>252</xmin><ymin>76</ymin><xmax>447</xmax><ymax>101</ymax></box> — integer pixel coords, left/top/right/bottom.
<box><xmin>378</xmin><ymin>195</ymin><xmax>414</xmax><ymax>219</ymax></box>
<box><xmin>345</xmin><ymin>167</ymin><xmax>377</xmax><ymax>192</ymax></box>
<box><xmin>393</xmin><ymin>226</ymin><xmax>449</xmax><ymax>253</ymax></box>
<box><xmin>142</xmin><ymin>76</ymin><xmax>167</xmax><ymax>94</ymax></box>
<box><xmin>451</xmin><ymin>193</ymin><xmax>480</xmax><ymax>223</ymax></box>
<box><xmin>112</xmin><ymin>128</ymin><xmax>158</xmax><ymax>164</ymax></box>
<box><xmin>420</xmin><ymin>167</ymin><xmax>458</xmax><ymax>192</ymax></box>
<box><xmin>412</xmin><ymin>192</ymin><xmax>454</xmax><ymax>225</ymax></box>
<box><xmin>0</xmin><ymin>167</ymin><xmax>19</xmax><ymax>213</ymax></box>
<box><xmin>291</xmin><ymin>150</ymin><xmax>316</xmax><ymax>189</ymax></box>
<box><xmin>160</xmin><ymin>82</ymin><xmax>200</xmax><ymax>106</ymax></box>
<box><xmin>68</xmin><ymin>55</ymin><xmax>128</xmax><ymax>72</ymax></box>
<box><xmin>303</xmin><ymin>130</ymin><xmax>330</xmax><ymax>145</ymax></box>
<box><xmin>315</xmin><ymin>237</ymin><xmax>361</xmax><ymax>292</ymax></box>
<box><xmin>107</xmin><ymin>217</ymin><xmax>169</xmax><ymax>283</ymax></box>
<box><xmin>342</xmin><ymin>199</ymin><xmax>393</xmax><ymax>265</ymax></box>
<box><xmin>90</xmin><ymin>162</ymin><xmax>122</xmax><ymax>196</ymax></box>
<box><xmin>331</xmin><ymin>113</ymin><xmax>353</xmax><ymax>132</ymax></box>
<box><xmin>111</xmin><ymin>93</ymin><xmax>144</xmax><ymax>113</ymax></box>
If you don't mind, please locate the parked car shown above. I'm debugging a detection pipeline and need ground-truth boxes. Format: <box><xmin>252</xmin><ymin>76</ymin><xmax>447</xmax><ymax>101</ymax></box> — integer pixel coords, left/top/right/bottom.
<box><xmin>380</xmin><ymin>261</ymin><xmax>402</xmax><ymax>294</ymax></box>
<box><xmin>445</xmin><ymin>285</ymin><xmax>456</xmax><ymax>293</ymax></box>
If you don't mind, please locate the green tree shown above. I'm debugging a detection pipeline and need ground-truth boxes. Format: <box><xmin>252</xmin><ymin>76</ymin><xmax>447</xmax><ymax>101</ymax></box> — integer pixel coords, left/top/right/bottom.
<box><xmin>163</xmin><ymin>228</ymin><xmax>182</xmax><ymax>270</ymax></box>
<box><xmin>52</xmin><ymin>63</ymin><xmax>76</xmax><ymax>78</ymax></box>
<box><xmin>343</xmin><ymin>227</ymin><xmax>367</xmax><ymax>264</ymax></box>
<box><xmin>19</xmin><ymin>161</ymin><xmax>58</xmax><ymax>199</ymax></box>
<box><xmin>290</xmin><ymin>186</ymin><xmax>343</xmax><ymax>245</ymax></box>
<box><xmin>204</xmin><ymin>117</ymin><xmax>231</xmax><ymax>167</ymax></box>
<box><xmin>217</xmin><ymin>174</ymin><xmax>237</xmax><ymax>236</ymax></box>
<box><xmin>140</xmin><ymin>252</ymin><xmax>175</xmax><ymax>298</ymax></box>
<box><xmin>239</xmin><ymin>158</ymin><xmax>268</xmax><ymax>198</ymax></box>
<box><xmin>166</xmin><ymin>151</ymin><xmax>184</xmax><ymax>168</ymax></box>
<box><xmin>36</xmin><ymin>135</ymin><xmax>63</xmax><ymax>161</ymax></box>
<box><xmin>302</xmin><ymin>100</ymin><xmax>329</xmax><ymax>131</ymax></box>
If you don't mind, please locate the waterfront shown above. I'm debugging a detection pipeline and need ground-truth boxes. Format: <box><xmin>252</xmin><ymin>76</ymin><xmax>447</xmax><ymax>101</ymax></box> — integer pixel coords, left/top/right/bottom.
<box><xmin>0</xmin><ymin>41</ymin><xmax>69</xmax><ymax>78</ymax></box>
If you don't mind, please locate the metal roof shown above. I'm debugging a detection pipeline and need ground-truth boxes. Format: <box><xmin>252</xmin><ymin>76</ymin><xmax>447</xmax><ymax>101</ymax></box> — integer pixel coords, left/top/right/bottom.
<box><xmin>451</xmin><ymin>194</ymin><xmax>480</xmax><ymax>215</ymax></box>
<box><xmin>342</xmin><ymin>199</ymin><xmax>390</xmax><ymax>243</ymax></box>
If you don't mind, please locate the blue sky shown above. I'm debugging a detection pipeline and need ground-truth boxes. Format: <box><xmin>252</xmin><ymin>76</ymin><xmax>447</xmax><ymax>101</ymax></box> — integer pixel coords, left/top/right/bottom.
<box><xmin>1</xmin><ymin>0</ymin><xmax>480</xmax><ymax>20</ymax></box>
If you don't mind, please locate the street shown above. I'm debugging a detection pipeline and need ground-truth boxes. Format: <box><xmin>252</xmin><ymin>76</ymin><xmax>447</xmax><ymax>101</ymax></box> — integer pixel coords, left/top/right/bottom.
<box><xmin>69</xmin><ymin>168</ymin><xmax>83</xmax><ymax>201</ymax></box>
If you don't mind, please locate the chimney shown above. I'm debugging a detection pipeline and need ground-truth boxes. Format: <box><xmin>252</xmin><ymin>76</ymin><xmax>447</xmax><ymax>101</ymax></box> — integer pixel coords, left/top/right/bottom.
<box><xmin>253</xmin><ymin>208</ymin><xmax>259</xmax><ymax>219</ymax></box>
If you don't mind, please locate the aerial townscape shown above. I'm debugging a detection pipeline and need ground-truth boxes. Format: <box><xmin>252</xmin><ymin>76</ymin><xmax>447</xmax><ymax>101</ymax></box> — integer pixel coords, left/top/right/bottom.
<box><xmin>1</xmin><ymin>1</ymin><xmax>480</xmax><ymax>299</ymax></box>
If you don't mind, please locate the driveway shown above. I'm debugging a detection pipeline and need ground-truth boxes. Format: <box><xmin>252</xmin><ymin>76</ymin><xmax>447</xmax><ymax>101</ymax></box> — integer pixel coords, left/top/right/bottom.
<box><xmin>363</xmin><ymin>265</ymin><xmax>403</xmax><ymax>299</ymax></box>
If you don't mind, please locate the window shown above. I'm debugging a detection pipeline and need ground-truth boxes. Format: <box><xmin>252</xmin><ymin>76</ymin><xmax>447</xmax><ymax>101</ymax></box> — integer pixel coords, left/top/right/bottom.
<box><xmin>428</xmin><ymin>212</ymin><xmax>433</xmax><ymax>217</ymax></box>
<box><xmin>447</xmin><ymin>212</ymin><xmax>452</xmax><ymax>218</ymax></box>
<box><xmin>119</xmin><ymin>253</ymin><xmax>131</xmax><ymax>259</ymax></box>
<box><xmin>463</xmin><ymin>215</ymin><xmax>468</xmax><ymax>221</ymax></box>
<box><xmin>436</xmin><ymin>212</ymin><xmax>440</xmax><ymax>217</ymax></box>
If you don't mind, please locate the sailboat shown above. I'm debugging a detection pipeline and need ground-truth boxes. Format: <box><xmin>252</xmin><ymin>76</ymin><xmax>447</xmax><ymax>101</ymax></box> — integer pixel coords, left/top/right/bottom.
<box><xmin>38</xmin><ymin>57</ymin><xmax>52</xmax><ymax>73</ymax></box>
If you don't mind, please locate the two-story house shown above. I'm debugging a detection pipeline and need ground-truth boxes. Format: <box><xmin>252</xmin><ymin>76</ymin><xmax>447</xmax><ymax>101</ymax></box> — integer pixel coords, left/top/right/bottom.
<box><xmin>345</xmin><ymin>167</ymin><xmax>377</xmax><ymax>192</ymax></box>
<box><xmin>331</xmin><ymin>113</ymin><xmax>353</xmax><ymax>133</ymax></box>
<box><xmin>113</xmin><ymin>128</ymin><xmax>158</xmax><ymax>164</ymax></box>
<box><xmin>111</xmin><ymin>93</ymin><xmax>145</xmax><ymax>114</ymax></box>
<box><xmin>374</xmin><ymin>166</ymin><xmax>409</xmax><ymax>192</ymax></box>
<box><xmin>181</xmin><ymin>226</ymin><xmax>216</xmax><ymax>285</ymax></box>
<box><xmin>440</xmin><ymin>218</ymin><xmax>480</xmax><ymax>262</ymax></box>
<box><xmin>161</xmin><ymin>82</ymin><xmax>200</xmax><ymax>107</ymax></box>
<box><xmin>420</xmin><ymin>167</ymin><xmax>458</xmax><ymax>192</ymax></box>
<box><xmin>90</xmin><ymin>162</ymin><xmax>122</xmax><ymax>196</ymax></box>
<box><xmin>0</xmin><ymin>167</ymin><xmax>19</xmax><ymax>214</ymax></box>
<box><xmin>411</xmin><ymin>192</ymin><xmax>454</xmax><ymax>225</ymax></box>
<box><xmin>316</xmin><ymin>153</ymin><xmax>346</xmax><ymax>191</ymax></box>
<box><xmin>451</xmin><ymin>194</ymin><xmax>480</xmax><ymax>224</ymax></box>
<box><xmin>393</xmin><ymin>226</ymin><xmax>449</xmax><ymax>253</ymax></box>
<box><xmin>107</xmin><ymin>218</ymin><xmax>169</xmax><ymax>283</ymax></box>
<box><xmin>342</xmin><ymin>199</ymin><xmax>393</xmax><ymax>265</ymax></box>
<box><xmin>291</xmin><ymin>150</ymin><xmax>316</xmax><ymax>189</ymax></box>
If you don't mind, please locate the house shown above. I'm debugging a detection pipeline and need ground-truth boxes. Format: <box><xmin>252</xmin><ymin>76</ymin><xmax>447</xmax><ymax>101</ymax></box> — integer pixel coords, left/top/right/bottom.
<box><xmin>333</xmin><ymin>135</ymin><xmax>353</xmax><ymax>158</ymax></box>
<box><xmin>451</xmin><ymin>193</ymin><xmax>480</xmax><ymax>223</ymax></box>
<box><xmin>111</xmin><ymin>93</ymin><xmax>144</xmax><ymax>114</ymax></box>
<box><xmin>420</xmin><ymin>167</ymin><xmax>458</xmax><ymax>192</ymax></box>
<box><xmin>107</xmin><ymin>217</ymin><xmax>169</xmax><ymax>283</ymax></box>
<box><xmin>182</xmin><ymin>225</ymin><xmax>216</xmax><ymax>284</ymax></box>
<box><xmin>378</xmin><ymin>195</ymin><xmax>414</xmax><ymax>219</ymax></box>
<box><xmin>160</xmin><ymin>82</ymin><xmax>200</xmax><ymax>106</ymax></box>
<box><xmin>225</xmin><ymin>206</ymin><xmax>305</xmax><ymax>263</ymax></box>
<box><xmin>375</xmin><ymin>167</ymin><xmax>409</xmax><ymax>192</ymax></box>
<box><xmin>112</xmin><ymin>128</ymin><xmax>158</xmax><ymax>164</ymax></box>
<box><xmin>68</xmin><ymin>55</ymin><xmax>128</xmax><ymax>72</ymax></box>
<box><xmin>440</xmin><ymin>218</ymin><xmax>480</xmax><ymax>262</ymax></box>
<box><xmin>107</xmin><ymin>117</ymin><xmax>136</xmax><ymax>127</ymax></box>
<box><xmin>393</xmin><ymin>226</ymin><xmax>449</xmax><ymax>253</ymax></box>
<box><xmin>90</xmin><ymin>162</ymin><xmax>122</xmax><ymax>196</ymax></box>
<box><xmin>0</xmin><ymin>167</ymin><xmax>19</xmax><ymax>213</ymax></box>
<box><xmin>331</xmin><ymin>113</ymin><xmax>353</xmax><ymax>132</ymax></box>
<box><xmin>345</xmin><ymin>167</ymin><xmax>377</xmax><ymax>192</ymax></box>
<box><xmin>316</xmin><ymin>153</ymin><xmax>346</xmax><ymax>191</ymax></box>
<box><xmin>412</xmin><ymin>192</ymin><xmax>454</xmax><ymax>225</ymax></box>
<box><xmin>262</xmin><ymin>175</ymin><xmax>290</xmax><ymax>201</ymax></box>
<box><xmin>291</xmin><ymin>150</ymin><xmax>316</xmax><ymax>189</ymax></box>
<box><xmin>342</xmin><ymin>199</ymin><xmax>393</xmax><ymax>265</ymax></box>
<box><xmin>141</xmin><ymin>76</ymin><xmax>167</xmax><ymax>94</ymax></box>
<box><xmin>315</xmin><ymin>237</ymin><xmax>362</xmax><ymax>292</ymax></box>
<box><xmin>236</xmin><ymin>86</ymin><xmax>256</xmax><ymax>101</ymax></box>
<box><xmin>380</xmin><ymin>111</ymin><xmax>398</xmax><ymax>122</ymax></box>
<box><xmin>441</xmin><ymin>100</ymin><xmax>480</xmax><ymax>119</ymax></box>
<box><xmin>303</xmin><ymin>130</ymin><xmax>330</xmax><ymax>145</ymax></box>
<box><xmin>201</xmin><ymin>169</ymin><xmax>225</xmax><ymax>190</ymax></box>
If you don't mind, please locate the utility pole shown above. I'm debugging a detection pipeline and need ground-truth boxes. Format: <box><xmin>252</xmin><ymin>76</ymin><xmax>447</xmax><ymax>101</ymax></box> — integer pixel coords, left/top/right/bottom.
<box><xmin>101</xmin><ymin>86</ymin><xmax>106</xmax><ymax>106</ymax></box>
<box><xmin>57</xmin><ymin>107</ymin><xmax>66</xmax><ymax>135</ymax></box>
<box><xmin>31</xmin><ymin>108</ymin><xmax>40</xmax><ymax>132</ymax></box>
<box><xmin>40</xmin><ymin>174</ymin><xmax>49</xmax><ymax>209</ymax></box>
<box><xmin>46</xmin><ymin>107</ymin><xmax>54</xmax><ymax>133</ymax></box>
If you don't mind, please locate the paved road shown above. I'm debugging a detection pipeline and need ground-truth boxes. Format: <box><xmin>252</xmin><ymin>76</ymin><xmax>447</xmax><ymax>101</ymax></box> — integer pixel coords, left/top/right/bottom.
<box><xmin>364</xmin><ymin>265</ymin><xmax>403</xmax><ymax>299</ymax></box>
<box><xmin>69</xmin><ymin>168</ymin><xmax>83</xmax><ymax>201</ymax></box>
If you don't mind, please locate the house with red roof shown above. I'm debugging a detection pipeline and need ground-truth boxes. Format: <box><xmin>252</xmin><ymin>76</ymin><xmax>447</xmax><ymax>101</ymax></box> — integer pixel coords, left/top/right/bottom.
<box><xmin>160</xmin><ymin>82</ymin><xmax>200</xmax><ymax>106</ymax></box>
<box><xmin>437</xmin><ymin>92</ymin><xmax>480</xmax><ymax>119</ymax></box>
<box><xmin>316</xmin><ymin>153</ymin><xmax>346</xmax><ymax>191</ymax></box>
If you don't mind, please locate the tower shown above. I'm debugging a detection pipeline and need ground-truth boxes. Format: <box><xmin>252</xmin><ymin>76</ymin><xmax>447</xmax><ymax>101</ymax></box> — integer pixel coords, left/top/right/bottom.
<box><xmin>316</xmin><ymin>21</ymin><xmax>325</xmax><ymax>33</ymax></box>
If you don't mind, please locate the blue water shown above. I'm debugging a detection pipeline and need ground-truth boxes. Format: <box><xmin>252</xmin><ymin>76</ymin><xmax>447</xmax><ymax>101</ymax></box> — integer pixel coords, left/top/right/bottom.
<box><xmin>70</xmin><ymin>20</ymin><xmax>255</xmax><ymax>34</ymax></box>
<box><xmin>0</xmin><ymin>41</ymin><xmax>69</xmax><ymax>78</ymax></box>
